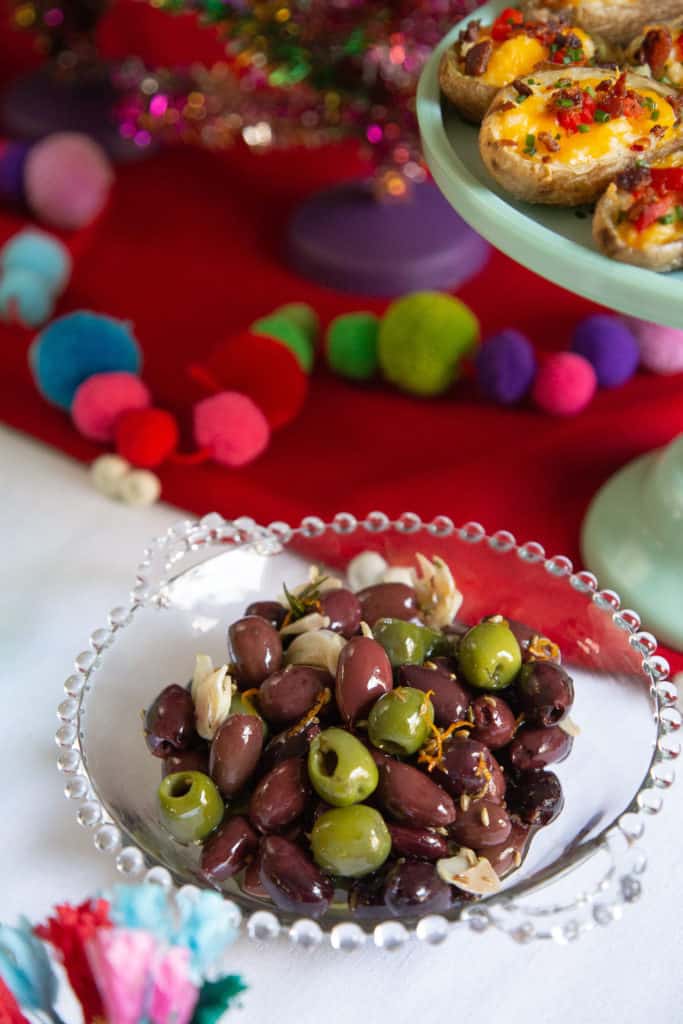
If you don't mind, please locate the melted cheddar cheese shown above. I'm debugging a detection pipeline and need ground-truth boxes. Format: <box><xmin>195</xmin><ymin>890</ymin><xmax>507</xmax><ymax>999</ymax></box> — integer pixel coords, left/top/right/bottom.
<box><xmin>492</xmin><ymin>77</ymin><xmax>677</xmax><ymax>165</ymax></box>
<box><xmin>617</xmin><ymin>149</ymin><xmax>683</xmax><ymax>248</ymax></box>
<box><xmin>473</xmin><ymin>28</ymin><xmax>594</xmax><ymax>87</ymax></box>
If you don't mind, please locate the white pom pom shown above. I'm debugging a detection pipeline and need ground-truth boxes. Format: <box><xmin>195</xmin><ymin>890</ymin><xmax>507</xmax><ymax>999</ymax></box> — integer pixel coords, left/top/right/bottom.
<box><xmin>119</xmin><ymin>469</ymin><xmax>161</xmax><ymax>506</ymax></box>
<box><xmin>90</xmin><ymin>454</ymin><xmax>130</xmax><ymax>497</ymax></box>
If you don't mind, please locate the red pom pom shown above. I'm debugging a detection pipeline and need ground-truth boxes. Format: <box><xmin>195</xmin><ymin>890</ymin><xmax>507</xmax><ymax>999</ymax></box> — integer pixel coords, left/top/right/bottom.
<box><xmin>194</xmin><ymin>391</ymin><xmax>270</xmax><ymax>467</ymax></box>
<box><xmin>115</xmin><ymin>407</ymin><xmax>179</xmax><ymax>467</ymax></box>
<box><xmin>532</xmin><ymin>352</ymin><xmax>597</xmax><ymax>416</ymax></box>
<box><xmin>198</xmin><ymin>330</ymin><xmax>307</xmax><ymax>429</ymax></box>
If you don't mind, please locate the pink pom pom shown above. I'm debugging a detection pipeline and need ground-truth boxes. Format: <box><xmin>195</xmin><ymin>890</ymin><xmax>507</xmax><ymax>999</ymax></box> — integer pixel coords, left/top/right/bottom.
<box><xmin>25</xmin><ymin>132</ymin><xmax>114</xmax><ymax>230</ymax></box>
<box><xmin>624</xmin><ymin>317</ymin><xmax>683</xmax><ymax>375</ymax></box>
<box><xmin>72</xmin><ymin>371</ymin><xmax>151</xmax><ymax>442</ymax></box>
<box><xmin>194</xmin><ymin>391</ymin><xmax>270</xmax><ymax>467</ymax></box>
<box><xmin>532</xmin><ymin>352</ymin><xmax>597</xmax><ymax>416</ymax></box>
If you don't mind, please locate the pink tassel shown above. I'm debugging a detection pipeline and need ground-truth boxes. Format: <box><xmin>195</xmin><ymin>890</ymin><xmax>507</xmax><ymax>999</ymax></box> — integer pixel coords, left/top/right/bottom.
<box><xmin>148</xmin><ymin>946</ymin><xmax>198</xmax><ymax>1024</ymax></box>
<box><xmin>86</xmin><ymin>928</ymin><xmax>156</xmax><ymax>1024</ymax></box>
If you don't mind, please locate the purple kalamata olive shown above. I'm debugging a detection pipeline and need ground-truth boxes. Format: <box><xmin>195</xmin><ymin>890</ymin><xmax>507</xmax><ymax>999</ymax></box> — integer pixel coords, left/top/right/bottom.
<box><xmin>242</xmin><ymin>855</ymin><xmax>268</xmax><ymax>899</ymax></box>
<box><xmin>508</xmin><ymin>619</ymin><xmax>561</xmax><ymax>663</ymax></box>
<box><xmin>396</xmin><ymin>663</ymin><xmax>469</xmax><ymax>727</ymax></box>
<box><xmin>259</xmin><ymin>666</ymin><xmax>330</xmax><ymax>727</ymax></box>
<box><xmin>384</xmin><ymin>861</ymin><xmax>452</xmax><ymax>916</ymax></box>
<box><xmin>319</xmin><ymin>588</ymin><xmax>362</xmax><ymax>639</ymax></box>
<box><xmin>348</xmin><ymin>873</ymin><xmax>387</xmax><ymax>919</ymax></box>
<box><xmin>376</xmin><ymin>759</ymin><xmax>455</xmax><ymax>828</ymax></box>
<box><xmin>485</xmin><ymin>819</ymin><xmax>531</xmax><ymax>878</ymax></box>
<box><xmin>161</xmin><ymin>747</ymin><xmax>209</xmax><ymax>778</ymax></box>
<box><xmin>335</xmin><ymin>636</ymin><xmax>393</xmax><ymax>726</ymax></box>
<box><xmin>487</xmin><ymin>758</ymin><xmax>507</xmax><ymax>804</ymax></box>
<box><xmin>248</xmin><ymin>757</ymin><xmax>309</xmax><ymax>833</ymax></box>
<box><xmin>517</xmin><ymin>661</ymin><xmax>574</xmax><ymax>727</ymax></box>
<box><xmin>470</xmin><ymin>695</ymin><xmax>516</xmax><ymax>749</ymax></box>
<box><xmin>259</xmin><ymin>836</ymin><xmax>333</xmax><ymax>918</ymax></box>
<box><xmin>144</xmin><ymin>684</ymin><xmax>198</xmax><ymax>758</ymax></box>
<box><xmin>508</xmin><ymin>725</ymin><xmax>573</xmax><ymax>772</ymax></box>
<box><xmin>228</xmin><ymin>616</ymin><xmax>283</xmax><ymax>688</ymax></box>
<box><xmin>245</xmin><ymin>601</ymin><xmax>287</xmax><ymax>629</ymax></box>
<box><xmin>209</xmin><ymin>714</ymin><xmax>264</xmax><ymax>798</ymax></box>
<box><xmin>259</xmin><ymin>721</ymin><xmax>320</xmax><ymax>776</ymax></box>
<box><xmin>448</xmin><ymin>799</ymin><xmax>511</xmax><ymax>849</ymax></box>
<box><xmin>388</xmin><ymin>823</ymin><xmax>448</xmax><ymax>861</ymax></box>
<box><xmin>506</xmin><ymin>770</ymin><xmax>564</xmax><ymax>827</ymax></box>
<box><xmin>200</xmin><ymin>815</ymin><xmax>259</xmax><ymax>882</ymax></box>
<box><xmin>436</xmin><ymin>738</ymin><xmax>498</xmax><ymax>798</ymax></box>
<box><xmin>357</xmin><ymin>583</ymin><xmax>418</xmax><ymax>627</ymax></box>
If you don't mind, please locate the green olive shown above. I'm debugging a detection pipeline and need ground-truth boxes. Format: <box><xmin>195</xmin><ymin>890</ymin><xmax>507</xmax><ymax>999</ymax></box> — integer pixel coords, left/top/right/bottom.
<box><xmin>367</xmin><ymin>687</ymin><xmax>434</xmax><ymax>756</ymax></box>
<box><xmin>458</xmin><ymin>619</ymin><xmax>522</xmax><ymax>690</ymax></box>
<box><xmin>372</xmin><ymin>618</ymin><xmax>440</xmax><ymax>668</ymax></box>
<box><xmin>308</xmin><ymin>728</ymin><xmax>379</xmax><ymax>807</ymax></box>
<box><xmin>158</xmin><ymin>771</ymin><xmax>224</xmax><ymax>844</ymax></box>
<box><xmin>310</xmin><ymin>805</ymin><xmax>391</xmax><ymax>878</ymax></box>
<box><xmin>229</xmin><ymin>691</ymin><xmax>269</xmax><ymax>739</ymax></box>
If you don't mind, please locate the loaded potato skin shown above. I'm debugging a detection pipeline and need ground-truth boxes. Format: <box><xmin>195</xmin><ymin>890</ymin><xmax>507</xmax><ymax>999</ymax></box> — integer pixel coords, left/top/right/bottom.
<box><xmin>521</xmin><ymin>0</ymin><xmax>683</xmax><ymax>48</ymax></box>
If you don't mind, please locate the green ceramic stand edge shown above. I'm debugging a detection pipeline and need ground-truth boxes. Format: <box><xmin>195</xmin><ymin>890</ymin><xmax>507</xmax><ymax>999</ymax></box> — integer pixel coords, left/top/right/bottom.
<box><xmin>581</xmin><ymin>433</ymin><xmax>683</xmax><ymax>652</ymax></box>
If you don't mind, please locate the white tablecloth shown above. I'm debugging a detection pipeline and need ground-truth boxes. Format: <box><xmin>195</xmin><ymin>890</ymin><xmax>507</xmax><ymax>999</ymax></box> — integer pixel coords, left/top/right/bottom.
<box><xmin>3</xmin><ymin>424</ymin><xmax>681</xmax><ymax>1024</ymax></box>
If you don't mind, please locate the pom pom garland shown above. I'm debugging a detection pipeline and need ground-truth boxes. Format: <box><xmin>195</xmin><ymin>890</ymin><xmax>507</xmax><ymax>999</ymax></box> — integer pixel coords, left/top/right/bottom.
<box><xmin>251</xmin><ymin>313</ymin><xmax>314</xmax><ymax>373</ymax></box>
<box><xmin>274</xmin><ymin>303</ymin><xmax>320</xmax><ymax>347</ymax></box>
<box><xmin>115</xmin><ymin>407</ymin><xmax>179</xmax><ymax>468</ymax></box>
<box><xmin>193</xmin><ymin>392</ymin><xmax>271</xmax><ymax>468</ymax></box>
<box><xmin>571</xmin><ymin>315</ymin><xmax>639</xmax><ymax>389</ymax></box>
<box><xmin>2</xmin><ymin>229</ymin><xmax>71</xmax><ymax>292</ymax></box>
<box><xmin>475</xmin><ymin>329</ymin><xmax>537</xmax><ymax>405</ymax></box>
<box><xmin>532</xmin><ymin>352</ymin><xmax>597</xmax><ymax>416</ymax></box>
<box><xmin>30</xmin><ymin>312</ymin><xmax>142</xmax><ymax>409</ymax></box>
<box><xmin>0</xmin><ymin>267</ymin><xmax>55</xmax><ymax>327</ymax></box>
<box><xmin>625</xmin><ymin>317</ymin><xmax>683</xmax><ymax>375</ymax></box>
<box><xmin>24</xmin><ymin>132</ymin><xmax>114</xmax><ymax>231</ymax></box>
<box><xmin>378</xmin><ymin>291</ymin><xmax>480</xmax><ymax>396</ymax></box>
<box><xmin>72</xmin><ymin>372</ymin><xmax>151</xmax><ymax>442</ymax></box>
<box><xmin>326</xmin><ymin>312</ymin><xmax>379</xmax><ymax>381</ymax></box>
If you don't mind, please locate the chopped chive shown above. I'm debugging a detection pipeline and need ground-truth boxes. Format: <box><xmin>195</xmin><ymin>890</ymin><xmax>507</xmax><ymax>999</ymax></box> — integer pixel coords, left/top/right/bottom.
<box><xmin>594</xmin><ymin>109</ymin><xmax>610</xmax><ymax>123</ymax></box>
<box><xmin>524</xmin><ymin>132</ymin><xmax>536</xmax><ymax>156</ymax></box>
<box><xmin>578</xmin><ymin>124</ymin><xmax>590</xmax><ymax>133</ymax></box>
<box><xmin>676</xmin><ymin>205</ymin><xmax>683</xmax><ymax>220</ymax></box>
<box><xmin>556</xmin><ymin>97</ymin><xmax>575</xmax><ymax>108</ymax></box>
<box><xmin>658</xmin><ymin>212</ymin><xmax>675</xmax><ymax>224</ymax></box>
<box><xmin>515</xmin><ymin>93</ymin><xmax>528</xmax><ymax>104</ymax></box>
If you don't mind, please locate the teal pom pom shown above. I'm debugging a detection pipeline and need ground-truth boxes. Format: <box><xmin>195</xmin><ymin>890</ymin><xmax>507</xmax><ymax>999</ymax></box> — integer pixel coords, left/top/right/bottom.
<box><xmin>2</xmin><ymin>229</ymin><xmax>71</xmax><ymax>292</ymax></box>
<box><xmin>31</xmin><ymin>311</ymin><xmax>141</xmax><ymax>409</ymax></box>
<box><xmin>193</xmin><ymin>976</ymin><xmax>247</xmax><ymax>1024</ymax></box>
<box><xmin>252</xmin><ymin>313</ymin><xmax>314</xmax><ymax>373</ymax></box>
<box><xmin>0</xmin><ymin>268</ymin><xmax>54</xmax><ymax>327</ymax></box>
<box><xmin>327</xmin><ymin>312</ymin><xmax>379</xmax><ymax>380</ymax></box>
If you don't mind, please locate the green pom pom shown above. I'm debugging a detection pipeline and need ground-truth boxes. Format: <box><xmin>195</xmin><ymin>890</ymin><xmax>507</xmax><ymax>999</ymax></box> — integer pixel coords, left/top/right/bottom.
<box><xmin>274</xmin><ymin>302</ymin><xmax>320</xmax><ymax>345</ymax></box>
<box><xmin>327</xmin><ymin>312</ymin><xmax>379</xmax><ymax>380</ymax></box>
<box><xmin>252</xmin><ymin>313</ymin><xmax>314</xmax><ymax>373</ymax></box>
<box><xmin>378</xmin><ymin>291</ymin><xmax>479</xmax><ymax>396</ymax></box>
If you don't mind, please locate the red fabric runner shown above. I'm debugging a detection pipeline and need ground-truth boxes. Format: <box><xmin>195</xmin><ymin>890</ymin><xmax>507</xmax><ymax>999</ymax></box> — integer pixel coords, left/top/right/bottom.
<box><xmin>1</xmin><ymin>2</ymin><xmax>681</xmax><ymax>671</ymax></box>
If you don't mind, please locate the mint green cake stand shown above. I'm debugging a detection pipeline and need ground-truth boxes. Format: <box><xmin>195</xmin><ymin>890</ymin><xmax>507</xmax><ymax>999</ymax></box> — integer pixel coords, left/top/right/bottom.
<box><xmin>416</xmin><ymin>0</ymin><xmax>683</xmax><ymax>328</ymax></box>
<box><xmin>581</xmin><ymin>435</ymin><xmax>683</xmax><ymax>652</ymax></box>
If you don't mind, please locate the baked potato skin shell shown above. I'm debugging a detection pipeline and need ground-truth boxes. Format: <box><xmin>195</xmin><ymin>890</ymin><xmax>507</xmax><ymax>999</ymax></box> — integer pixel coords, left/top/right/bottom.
<box><xmin>522</xmin><ymin>0</ymin><xmax>683</xmax><ymax>46</ymax></box>
<box><xmin>478</xmin><ymin>68</ymin><xmax>683</xmax><ymax>206</ymax></box>
<box><xmin>593</xmin><ymin>180</ymin><xmax>683</xmax><ymax>270</ymax></box>
<box><xmin>439</xmin><ymin>47</ymin><xmax>499</xmax><ymax>123</ymax></box>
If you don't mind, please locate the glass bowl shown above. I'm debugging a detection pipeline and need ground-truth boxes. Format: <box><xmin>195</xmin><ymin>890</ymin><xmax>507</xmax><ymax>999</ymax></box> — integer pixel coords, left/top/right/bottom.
<box><xmin>56</xmin><ymin>512</ymin><xmax>680</xmax><ymax>951</ymax></box>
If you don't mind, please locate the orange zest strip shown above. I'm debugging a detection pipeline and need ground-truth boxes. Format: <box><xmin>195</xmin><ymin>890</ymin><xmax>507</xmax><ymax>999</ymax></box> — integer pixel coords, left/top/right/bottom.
<box><xmin>527</xmin><ymin>635</ymin><xmax>560</xmax><ymax>662</ymax></box>
<box><xmin>417</xmin><ymin>717</ymin><xmax>473</xmax><ymax>772</ymax></box>
<box><xmin>287</xmin><ymin>688</ymin><xmax>331</xmax><ymax>736</ymax></box>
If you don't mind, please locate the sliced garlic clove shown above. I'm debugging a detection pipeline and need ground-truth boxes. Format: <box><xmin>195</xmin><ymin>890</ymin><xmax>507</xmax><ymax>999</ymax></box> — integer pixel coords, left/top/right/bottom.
<box><xmin>414</xmin><ymin>553</ymin><xmax>463</xmax><ymax>630</ymax></box>
<box><xmin>285</xmin><ymin>629</ymin><xmax>347</xmax><ymax>676</ymax></box>
<box><xmin>558</xmin><ymin>716</ymin><xmax>581</xmax><ymax>738</ymax></box>
<box><xmin>191</xmin><ymin>653</ymin><xmax>214</xmax><ymax>702</ymax></box>
<box><xmin>346</xmin><ymin>551</ymin><xmax>388</xmax><ymax>592</ymax></box>
<box><xmin>359</xmin><ymin>621</ymin><xmax>374</xmax><ymax>639</ymax></box>
<box><xmin>437</xmin><ymin>851</ymin><xmax>502</xmax><ymax>896</ymax></box>
<box><xmin>194</xmin><ymin>663</ymin><xmax>233</xmax><ymax>740</ymax></box>
<box><xmin>280</xmin><ymin>612</ymin><xmax>331</xmax><ymax>637</ymax></box>
<box><xmin>380</xmin><ymin>566</ymin><xmax>416</xmax><ymax>587</ymax></box>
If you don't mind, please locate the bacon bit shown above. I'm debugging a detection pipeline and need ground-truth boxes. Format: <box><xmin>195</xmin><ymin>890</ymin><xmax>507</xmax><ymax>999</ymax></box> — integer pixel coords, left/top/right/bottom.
<box><xmin>497</xmin><ymin>139</ymin><xmax>517</xmax><ymax>147</ymax></box>
<box><xmin>512</xmin><ymin>78</ymin><xmax>533</xmax><ymax>97</ymax></box>
<box><xmin>418</xmin><ymin>717</ymin><xmax>473</xmax><ymax>772</ymax></box>
<box><xmin>494</xmin><ymin>100</ymin><xmax>516</xmax><ymax>113</ymax></box>
<box><xmin>528</xmin><ymin>635</ymin><xmax>561</xmax><ymax>661</ymax></box>
<box><xmin>616</xmin><ymin>163</ymin><xmax>651</xmax><ymax>192</ymax></box>
<box><xmin>287</xmin><ymin>687</ymin><xmax>331</xmax><ymax>736</ymax></box>
<box><xmin>542</xmin><ymin>155</ymin><xmax>551</xmax><ymax>163</ymax></box>
<box><xmin>638</xmin><ymin>27</ymin><xmax>673</xmax><ymax>79</ymax></box>
<box><xmin>538</xmin><ymin>131</ymin><xmax>560</xmax><ymax>153</ymax></box>
<box><xmin>465</xmin><ymin>39</ymin><xmax>493</xmax><ymax>76</ymax></box>
<box><xmin>458</xmin><ymin>18</ymin><xmax>481</xmax><ymax>44</ymax></box>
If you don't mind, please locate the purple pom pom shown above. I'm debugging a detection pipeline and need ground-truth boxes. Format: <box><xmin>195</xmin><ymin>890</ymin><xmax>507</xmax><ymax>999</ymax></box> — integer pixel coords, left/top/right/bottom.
<box><xmin>475</xmin><ymin>329</ymin><xmax>537</xmax><ymax>404</ymax></box>
<box><xmin>571</xmin><ymin>315</ymin><xmax>639</xmax><ymax>389</ymax></box>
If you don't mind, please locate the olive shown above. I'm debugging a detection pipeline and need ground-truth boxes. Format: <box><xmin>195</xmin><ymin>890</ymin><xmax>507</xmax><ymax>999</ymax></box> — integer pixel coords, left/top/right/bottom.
<box><xmin>200</xmin><ymin>815</ymin><xmax>259</xmax><ymax>882</ymax></box>
<box><xmin>384</xmin><ymin>861</ymin><xmax>452</xmax><ymax>916</ymax></box>
<box><xmin>144</xmin><ymin>684</ymin><xmax>198</xmax><ymax>758</ymax></box>
<box><xmin>161</xmin><ymin>747</ymin><xmax>209</xmax><ymax>778</ymax></box>
<box><xmin>259</xmin><ymin>666</ymin><xmax>330</xmax><ymax>727</ymax></box>
<box><xmin>308</xmin><ymin>727</ymin><xmax>378</xmax><ymax>806</ymax></box>
<box><xmin>485</xmin><ymin>820</ymin><xmax>531</xmax><ymax>878</ymax></box>
<box><xmin>311</xmin><ymin>805</ymin><xmax>391</xmax><ymax>878</ymax></box>
<box><xmin>319</xmin><ymin>588</ymin><xmax>362</xmax><ymax>638</ymax></box>
<box><xmin>487</xmin><ymin>758</ymin><xmax>507</xmax><ymax>804</ymax></box>
<box><xmin>248</xmin><ymin>757</ymin><xmax>309</xmax><ymax>833</ymax></box>
<box><xmin>335</xmin><ymin>636</ymin><xmax>392</xmax><ymax>726</ymax></box>
<box><xmin>368</xmin><ymin>687</ymin><xmax>434</xmax><ymax>756</ymax></box>
<box><xmin>508</xmin><ymin>619</ymin><xmax>561</xmax><ymax>663</ymax></box>
<box><xmin>158</xmin><ymin>771</ymin><xmax>224</xmax><ymax>844</ymax></box>
<box><xmin>436</xmin><ymin>737</ymin><xmax>498</xmax><ymax>798</ymax></box>
<box><xmin>508</xmin><ymin>725</ymin><xmax>573</xmax><ymax>772</ymax></box>
<box><xmin>229</xmin><ymin>690</ymin><xmax>267</xmax><ymax>736</ymax></box>
<box><xmin>209</xmin><ymin>714</ymin><xmax>264</xmax><ymax>798</ymax></box>
<box><xmin>228</xmin><ymin>616</ymin><xmax>282</xmax><ymax>688</ymax></box>
<box><xmin>448</xmin><ymin>799</ymin><xmax>512</xmax><ymax>849</ymax></box>
<box><xmin>457</xmin><ymin>619</ymin><xmax>522</xmax><ymax>690</ymax></box>
<box><xmin>387</xmin><ymin>823</ymin><xmax>448</xmax><ymax>861</ymax></box>
<box><xmin>348</xmin><ymin>873</ymin><xmax>388</xmax><ymax>919</ymax></box>
<box><xmin>241</xmin><ymin>855</ymin><xmax>268</xmax><ymax>899</ymax></box>
<box><xmin>376</xmin><ymin>759</ymin><xmax>455</xmax><ymax>828</ymax></box>
<box><xmin>517</xmin><ymin>661</ymin><xmax>574</xmax><ymax>727</ymax></box>
<box><xmin>245</xmin><ymin>600</ymin><xmax>287</xmax><ymax>629</ymax></box>
<box><xmin>396</xmin><ymin>663</ymin><xmax>469</xmax><ymax>727</ymax></box>
<box><xmin>357</xmin><ymin>583</ymin><xmax>418</xmax><ymax>627</ymax></box>
<box><xmin>259</xmin><ymin>835</ymin><xmax>334</xmax><ymax>918</ymax></box>
<box><xmin>506</xmin><ymin>770</ymin><xmax>564</xmax><ymax>827</ymax></box>
<box><xmin>373</xmin><ymin>618</ymin><xmax>440</xmax><ymax>668</ymax></box>
<box><xmin>470</xmin><ymin>695</ymin><xmax>516</xmax><ymax>749</ymax></box>
<box><xmin>259</xmin><ymin>721</ymin><xmax>320</xmax><ymax>776</ymax></box>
